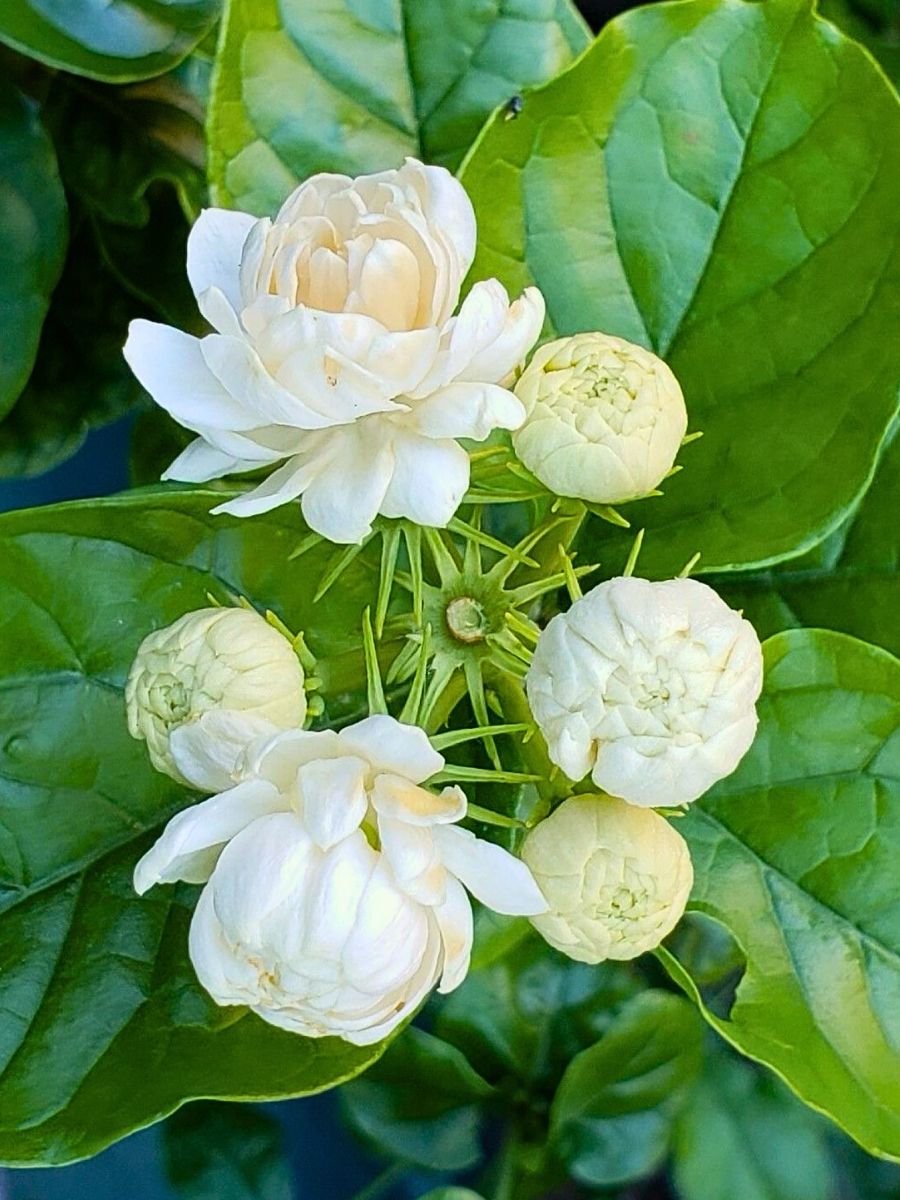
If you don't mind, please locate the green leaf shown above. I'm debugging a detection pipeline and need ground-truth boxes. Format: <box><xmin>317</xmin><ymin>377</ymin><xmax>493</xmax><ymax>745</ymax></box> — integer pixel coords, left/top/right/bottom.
<box><xmin>0</xmin><ymin>79</ymin><xmax>67</xmax><ymax>419</ymax></box>
<box><xmin>549</xmin><ymin>991</ymin><xmax>703</xmax><ymax>1189</ymax></box>
<box><xmin>460</xmin><ymin>0</ymin><xmax>900</xmax><ymax>575</ymax></box>
<box><xmin>44</xmin><ymin>74</ymin><xmax>207</xmax><ymax>227</ymax></box>
<box><xmin>672</xmin><ymin>1044</ymin><xmax>832</xmax><ymax>1200</ymax></box>
<box><xmin>0</xmin><ymin>0</ymin><xmax>219</xmax><ymax>83</ymax></box>
<box><xmin>715</xmin><ymin>431</ymin><xmax>900</xmax><ymax>657</ymax></box>
<box><xmin>436</xmin><ymin>934</ymin><xmax>641</xmax><ymax>1089</ymax></box>
<box><xmin>341</xmin><ymin>1027</ymin><xmax>493</xmax><ymax>1171</ymax></box>
<box><xmin>164</xmin><ymin>1102</ymin><xmax>292</xmax><ymax>1200</ymax></box>
<box><xmin>0</xmin><ymin>488</ymin><xmax>382</xmax><ymax>1165</ymax></box>
<box><xmin>207</xmin><ymin>0</ymin><xmax>589</xmax><ymax>214</ymax></box>
<box><xmin>662</xmin><ymin>628</ymin><xmax>900</xmax><ymax>1159</ymax></box>
<box><xmin>0</xmin><ymin>217</ymin><xmax>148</xmax><ymax>479</ymax></box>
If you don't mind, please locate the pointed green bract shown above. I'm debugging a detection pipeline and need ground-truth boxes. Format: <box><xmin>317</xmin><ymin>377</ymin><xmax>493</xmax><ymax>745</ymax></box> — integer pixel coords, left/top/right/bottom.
<box><xmin>460</xmin><ymin>0</ymin><xmax>900</xmax><ymax>574</ymax></box>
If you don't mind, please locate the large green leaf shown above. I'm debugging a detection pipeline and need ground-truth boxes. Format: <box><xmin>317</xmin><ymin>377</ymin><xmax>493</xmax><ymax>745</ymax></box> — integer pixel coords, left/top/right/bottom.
<box><xmin>0</xmin><ymin>488</ymin><xmax>381</xmax><ymax>1165</ymax></box>
<box><xmin>660</xmin><ymin>628</ymin><xmax>900</xmax><ymax>1160</ymax></box>
<box><xmin>549</xmin><ymin>991</ymin><xmax>703</xmax><ymax>1189</ymax></box>
<box><xmin>0</xmin><ymin>79</ymin><xmax>67</xmax><ymax>419</ymax></box>
<box><xmin>460</xmin><ymin>0</ymin><xmax>900</xmax><ymax>575</ymax></box>
<box><xmin>207</xmin><ymin>0</ymin><xmax>589</xmax><ymax>214</ymax></box>
<box><xmin>164</xmin><ymin>1102</ymin><xmax>292</xmax><ymax>1200</ymax></box>
<box><xmin>672</xmin><ymin>1044</ymin><xmax>832</xmax><ymax>1200</ymax></box>
<box><xmin>0</xmin><ymin>0</ymin><xmax>219</xmax><ymax>82</ymax></box>
<box><xmin>715</xmin><ymin>431</ymin><xmax>900</xmax><ymax>656</ymax></box>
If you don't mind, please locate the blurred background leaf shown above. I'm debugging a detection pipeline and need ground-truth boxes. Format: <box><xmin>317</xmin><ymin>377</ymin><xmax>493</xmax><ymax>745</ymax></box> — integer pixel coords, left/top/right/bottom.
<box><xmin>164</xmin><ymin>1102</ymin><xmax>292</xmax><ymax>1200</ymax></box>
<box><xmin>0</xmin><ymin>0</ymin><xmax>220</xmax><ymax>83</ymax></box>
<box><xmin>0</xmin><ymin>76</ymin><xmax>67</xmax><ymax>419</ymax></box>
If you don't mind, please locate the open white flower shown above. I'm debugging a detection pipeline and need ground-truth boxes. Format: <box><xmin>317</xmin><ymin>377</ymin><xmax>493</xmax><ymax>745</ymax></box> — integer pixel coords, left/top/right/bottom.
<box><xmin>135</xmin><ymin>714</ymin><xmax>546</xmax><ymax>1044</ymax></box>
<box><xmin>522</xmin><ymin>794</ymin><xmax>693</xmax><ymax>962</ymax></box>
<box><xmin>512</xmin><ymin>332</ymin><xmax>687</xmax><ymax>503</ymax></box>
<box><xmin>526</xmin><ymin>577</ymin><xmax>763</xmax><ymax>806</ymax></box>
<box><xmin>126</xmin><ymin>606</ymin><xmax>306</xmax><ymax>786</ymax></box>
<box><xmin>123</xmin><ymin>158</ymin><xmax>544</xmax><ymax>544</ymax></box>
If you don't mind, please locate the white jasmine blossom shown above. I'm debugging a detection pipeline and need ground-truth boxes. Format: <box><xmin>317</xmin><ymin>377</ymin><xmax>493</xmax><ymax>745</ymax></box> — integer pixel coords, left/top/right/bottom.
<box><xmin>512</xmin><ymin>332</ymin><xmax>687</xmax><ymax>503</ymax></box>
<box><xmin>135</xmin><ymin>714</ymin><xmax>546</xmax><ymax>1044</ymax></box>
<box><xmin>526</xmin><ymin>577</ymin><xmax>763</xmax><ymax>806</ymax></box>
<box><xmin>126</xmin><ymin>607</ymin><xmax>306</xmax><ymax>786</ymax></box>
<box><xmin>522</xmin><ymin>794</ymin><xmax>693</xmax><ymax>962</ymax></box>
<box><xmin>124</xmin><ymin>159</ymin><xmax>544</xmax><ymax>544</ymax></box>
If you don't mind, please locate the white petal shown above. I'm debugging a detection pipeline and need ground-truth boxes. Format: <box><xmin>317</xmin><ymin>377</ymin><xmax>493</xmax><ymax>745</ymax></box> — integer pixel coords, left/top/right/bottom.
<box><xmin>410</xmin><ymin>381</ymin><xmax>525</xmax><ymax>441</ymax></box>
<box><xmin>457</xmin><ymin>286</ymin><xmax>545</xmax><ymax>384</ymax></box>
<box><xmin>432</xmin><ymin>825</ymin><xmax>548</xmax><ymax>915</ymax></box>
<box><xmin>162</xmin><ymin>437</ymin><xmax>262</xmax><ymax>484</ymax></box>
<box><xmin>187</xmin><ymin>208</ymin><xmax>256</xmax><ymax>313</ymax></box>
<box><xmin>378</xmin><ymin>431</ymin><xmax>469</xmax><ymax>529</ymax></box>
<box><xmin>300</xmin><ymin>422</ymin><xmax>394</xmax><ymax>544</ymax></box>
<box><xmin>201</xmin><ymin>334</ymin><xmax>339</xmax><ymax>429</ymax></box>
<box><xmin>169</xmin><ymin>711</ymin><xmax>281</xmax><ymax>792</ymax></box>
<box><xmin>133</xmin><ymin>777</ymin><xmax>283</xmax><ymax>894</ymax></box>
<box><xmin>400</xmin><ymin>159</ymin><xmax>476</xmax><ymax>291</ymax></box>
<box><xmin>211</xmin><ymin>812</ymin><xmax>317</xmax><ymax>942</ymax></box>
<box><xmin>124</xmin><ymin>320</ymin><xmax>258</xmax><ymax>432</ymax></box>
<box><xmin>372</xmin><ymin>775</ymin><xmax>467</xmax><ymax>826</ymax></box>
<box><xmin>212</xmin><ymin>454</ymin><xmax>324</xmax><ymax>519</ymax></box>
<box><xmin>435</xmin><ymin>876</ymin><xmax>474</xmax><ymax>994</ymax></box>
<box><xmin>196</xmin><ymin>286</ymin><xmax>243</xmax><ymax>337</ymax></box>
<box><xmin>379</xmin><ymin>817</ymin><xmax>447</xmax><ymax>905</ymax></box>
<box><xmin>337</xmin><ymin>714</ymin><xmax>444</xmax><ymax>783</ymax></box>
<box><xmin>297</xmin><ymin>754</ymin><xmax>369</xmax><ymax>849</ymax></box>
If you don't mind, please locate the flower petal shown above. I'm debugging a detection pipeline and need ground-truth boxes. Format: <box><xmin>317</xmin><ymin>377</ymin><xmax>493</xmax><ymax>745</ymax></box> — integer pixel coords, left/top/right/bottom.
<box><xmin>297</xmin><ymin>754</ymin><xmax>369</xmax><ymax>849</ymax></box>
<box><xmin>457</xmin><ymin>286</ymin><xmax>545</xmax><ymax>384</ymax></box>
<box><xmin>169</xmin><ymin>710</ymin><xmax>281</xmax><ymax>792</ymax></box>
<box><xmin>133</xmin><ymin>777</ymin><xmax>283</xmax><ymax>894</ymax></box>
<box><xmin>162</xmin><ymin>437</ymin><xmax>262</xmax><ymax>484</ymax></box>
<box><xmin>410</xmin><ymin>381</ymin><xmax>525</xmax><ymax>441</ymax></box>
<box><xmin>337</xmin><ymin>714</ymin><xmax>444</xmax><ymax>783</ymax></box>
<box><xmin>187</xmin><ymin>208</ymin><xmax>256</xmax><ymax>313</ymax></box>
<box><xmin>300</xmin><ymin>422</ymin><xmax>394</xmax><ymax>544</ymax></box>
<box><xmin>372</xmin><ymin>774</ymin><xmax>467</xmax><ymax>826</ymax></box>
<box><xmin>432</xmin><ymin>824</ymin><xmax>548</xmax><ymax>915</ymax></box>
<box><xmin>212</xmin><ymin>453</ymin><xmax>325</xmax><ymax>519</ymax></box>
<box><xmin>435</xmin><ymin>876</ymin><xmax>474</xmax><ymax>994</ymax></box>
<box><xmin>124</xmin><ymin>320</ymin><xmax>258</xmax><ymax>432</ymax></box>
<box><xmin>378</xmin><ymin>431</ymin><xmax>469</xmax><ymax>529</ymax></box>
<box><xmin>379</xmin><ymin>817</ymin><xmax>447</xmax><ymax>905</ymax></box>
<box><xmin>201</xmin><ymin>334</ymin><xmax>340</xmax><ymax>429</ymax></box>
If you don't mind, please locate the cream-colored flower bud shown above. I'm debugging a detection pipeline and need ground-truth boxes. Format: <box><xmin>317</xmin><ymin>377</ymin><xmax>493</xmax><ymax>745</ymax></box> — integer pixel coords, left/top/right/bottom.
<box><xmin>512</xmin><ymin>332</ymin><xmax>687</xmax><ymax>503</ymax></box>
<box><xmin>126</xmin><ymin>607</ymin><xmax>306</xmax><ymax>784</ymax></box>
<box><xmin>526</xmin><ymin>576</ymin><xmax>763</xmax><ymax>807</ymax></box>
<box><xmin>522</xmin><ymin>794</ymin><xmax>693</xmax><ymax>962</ymax></box>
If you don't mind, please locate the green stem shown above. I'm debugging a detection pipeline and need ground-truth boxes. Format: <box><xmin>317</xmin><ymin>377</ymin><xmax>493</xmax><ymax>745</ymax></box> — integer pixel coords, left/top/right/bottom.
<box><xmin>489</xmin><ymin>669</ymin><xmax>569</xmax><ymax>817</ymax></box>
<box><xmin>492</xmin><ymin>1133</ymin><xmax>525</xmax><ymax>1200</ymax></box>
<box><xmin>348</xmin><ymin>1162</ymin><xmax>406</xmax><ymax>1200</ymax></box>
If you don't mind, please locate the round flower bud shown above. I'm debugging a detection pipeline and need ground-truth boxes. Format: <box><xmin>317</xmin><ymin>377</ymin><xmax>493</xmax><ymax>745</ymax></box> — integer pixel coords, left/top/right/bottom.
<box><xmin>522</xmin><ymin>794</ymin><xmax>693</xmax><ymax>962</ymax></box>
<box><xmin>126</xmin><ymin>607</ymin><xmax>306</xmax><ymax>785</ymax></box>
<box><xmin>512</xmin><ymin>332</ymin><xmax>687</xmax><ymax>503</ymax></box>
<box><xmin>526</xmin><ymin>576</ymin><xmax>763</xmax><ymax>807</ymax></box>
